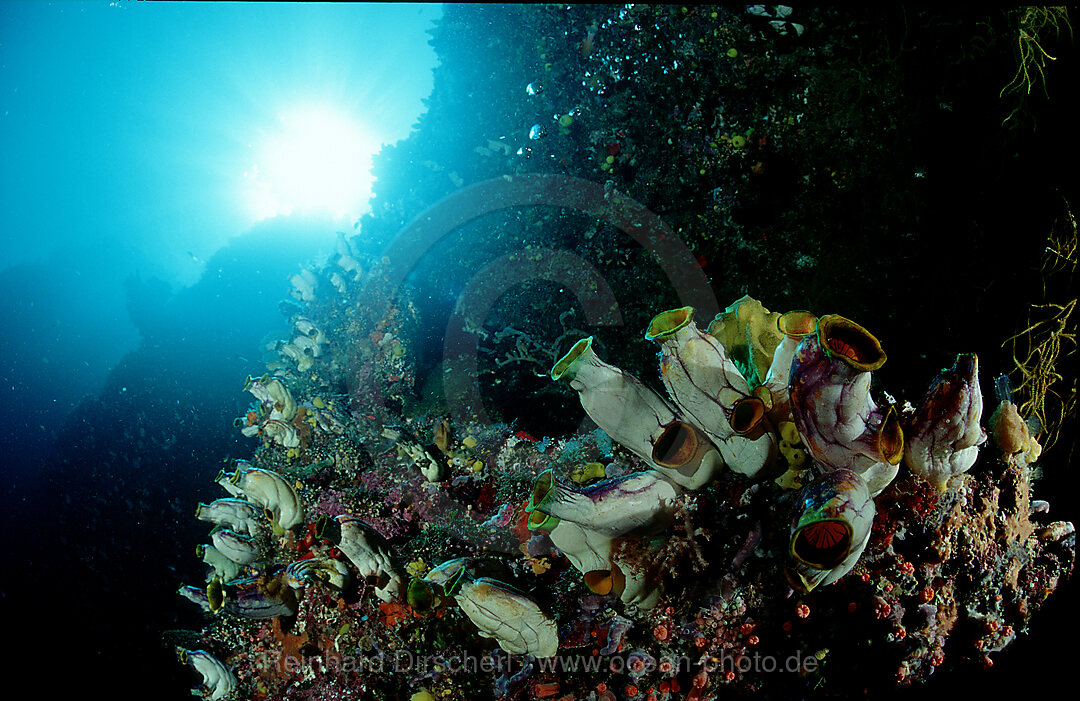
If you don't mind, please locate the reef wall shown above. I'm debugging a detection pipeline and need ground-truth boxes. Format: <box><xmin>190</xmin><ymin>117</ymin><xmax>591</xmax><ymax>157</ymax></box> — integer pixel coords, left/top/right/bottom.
<box><xmin>168</xmin><ymin>5</ymin><xmax>1078</xmax><ymax>700</ymax></box>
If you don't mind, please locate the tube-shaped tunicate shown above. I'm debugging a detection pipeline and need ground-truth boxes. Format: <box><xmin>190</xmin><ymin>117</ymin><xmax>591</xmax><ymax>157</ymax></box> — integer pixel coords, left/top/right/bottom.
<box><xmin>196</xmin><ymin>543</ymin><xmax>241</xmax><ymax>582</ymax></box>
<box><xmin>215</xmin><ymin>468</ymin><xmax>244</xmax><ymax>498</ymax></box>
<box><xmin>551</xmin><ymin>337</ymin><xmax>679</xmax><ymax>469</ymax></box>
<box><xmin>529</xmin><ymin>514</ymin><xmax>613</xmax><ymax>577</ymax></box>
<box><xmin>260</xmin><ymin>418</ymin><xmax>301</xmax><ymax>449</ymax></box>
<box><xmin>527</xmin><ymin>469</ymin><xmax>679</xmax><ymax>538</ymax></box>
<box><xmin>210</xmin><ymin>527</ymin><xmax>262</xmax><ymax>565</ymax></box>
<box><xmin>763</xmin><ymin>310</ymin><xmax>818</xmax><ymax>413</ymax></box>
<box><xmin>407</xmin><ymin>557</ymin><xmax>478</xmax><ymax>613</ymax></box>
<box><xmin>905</xmin><ymin>353</ymin><xmax>986</xmax><ymax>492</ymax></box>
<box><xmin>219</xmin><ymin>573</ymin><xmax>299</xmax><ymax>619</ymax></box>
<box><xmin>289</xmin><ymin>269</ymin><xmax>317</xmax><ymax>302</ymax></box>
<box><xmin>649</xmin><ymin>420</ymin><xmax>725</xmax><ymax>491</ymax></box>
<box><xmin>178</xmin><ymin>584</ymin><xmax>212</xmax><ymax>613</ymax></box>
<box><xmin>278</xmin><ymin>341</ymin><xmax>313</xmax><ymax>372</ymax></box>
<box><xmin>293</xmin><ymin>315</ymin><xmax>327</xmax><ymax>345</ymax></box>
<box><xmin>284</xmin><ymin>556</ymin><xmax>351</xmax><ymax>590</ymax></box>
<box><xmin>336</xmin><ymin>515</ymin><xmax>403</xmax><ymax>602</ymax></box>
<box><xmin>244</xmin><ymin>374</ymin><xmax>297</xmax><ymax>421</ymax></box>
<box><xmin>229</xmin><ymin>465</ymin><xmax>304</xmax><ymax>529</ymax></box>
<box><xmin>381</xmin><ymin>426</ymin><xmax>445</xmax><ymax>482</ymax></box>
<box><xmin>445</xmin><ymin>572</ymin><xmax>559</xmax><ymax>657</ymax></box>
<box><xmin>788</xmin><ymin>315</ymin><xmax>904</xmax><ymax>496</ymax></box>
<box><xmin>196</xmin><ymin>498</ymin><xmax>263</xmax><ymax>537</ymax></box>
<box><xmin>646</xmin><ymin>307</ymin><xmax>775</xmax><ymax>477</ymax></box>
<box><xmin>788</xmin><ymin>468</ymin><xmax>875</xmax><ymax>591</ymax></box>
<box><xmin>610</xmin><ymin>557</ymin><xmax>662</xmax><ymax>610</ymax></box>
<box><xmin>179</xmin><ymin>649</ymin><xmax>237</xmax><ymax>701</ymax></box>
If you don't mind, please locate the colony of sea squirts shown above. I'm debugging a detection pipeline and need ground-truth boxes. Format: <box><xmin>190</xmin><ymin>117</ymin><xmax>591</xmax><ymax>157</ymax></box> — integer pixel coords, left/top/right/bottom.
<box><xmin>170</xmin><ymin>241</ymin><xmax>1075</xmax><ymax>700</ymax></box>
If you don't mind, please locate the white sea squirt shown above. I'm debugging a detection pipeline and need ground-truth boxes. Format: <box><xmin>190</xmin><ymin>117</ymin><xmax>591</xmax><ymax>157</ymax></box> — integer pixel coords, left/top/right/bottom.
<box><xmin>195</xmin><ymin>498</ymin><xmax>263</xmax><ymax>537</ymax></box>
<box><xmin>335</xmin><ymin>515</ymin><xmax>404</xmax><ymax>603</ymax></box>
<box><xmin>646</xmin><ymin>306</ymin><xmax>776</xmax><ymax>478</ymax></box>
<box><xmin>179</xmin><ymin>648</ymin><xmax>237</xmax><ymax>701</ymax></box>
<box><xmin>905</xmin><ymin>353</ymin><xmax>986</xmax><ymax>492</ymax></box>
<box><xmin>229</xmin><ymin>465</ymin><xmax>304</xmax><ymax>529</ymax></box>
<box><xmin>444</xmin><ymin>569</ymin><xmax>559</xmax><ymax>658</ymax></box>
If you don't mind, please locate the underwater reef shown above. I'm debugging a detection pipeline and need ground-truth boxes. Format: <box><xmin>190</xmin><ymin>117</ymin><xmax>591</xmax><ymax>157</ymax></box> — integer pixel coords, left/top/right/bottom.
<box><xmin>166</xmin><ymin>5</ymin><xmax>1078</xmax><ymax>700</ymax></box>
<box><xmin>169</xmin><ymin>253</ymin><xmax>1075</xmax><ymax>699</ymax></box>
<box><xmin>167</xmin><ymin>247</ymin><xmax>1075</xmax><ymax>700</ymax></box>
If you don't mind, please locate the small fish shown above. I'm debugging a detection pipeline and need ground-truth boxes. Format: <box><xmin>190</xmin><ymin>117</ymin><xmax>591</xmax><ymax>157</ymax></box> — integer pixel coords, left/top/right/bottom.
<box><xmin>579</xmin><ymin>22</ymin><xmax>599</xmax><ymax>58</ymax></box>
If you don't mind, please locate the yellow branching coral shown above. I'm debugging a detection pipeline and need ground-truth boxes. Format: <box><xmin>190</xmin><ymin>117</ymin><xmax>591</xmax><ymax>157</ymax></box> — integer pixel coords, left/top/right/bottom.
<box><xmin>1002</xmin><ymin>201</ymin><xmax>1077</xmax><ymax>452</ymax></box>
<box><xmin>1000</xmin><ymin>6</ymin><xmax>1072</xmax><ymax>123</ymax></box>
<box><xmin>1003</xmin><ymin>299</ymin><xmax>1076</xmax><ymax>452</ymax></box>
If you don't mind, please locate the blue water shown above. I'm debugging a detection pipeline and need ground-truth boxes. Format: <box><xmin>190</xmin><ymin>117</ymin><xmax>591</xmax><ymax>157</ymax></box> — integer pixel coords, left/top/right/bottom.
<box><xmin>1</xmin><ymin>3</ymin><xmax>438</xmax><ymax>697</ymax></box>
